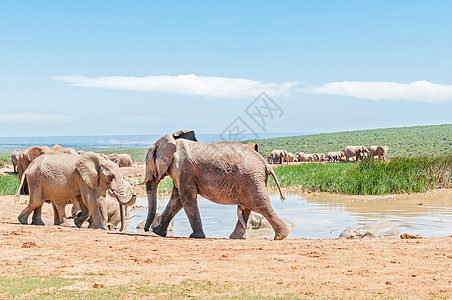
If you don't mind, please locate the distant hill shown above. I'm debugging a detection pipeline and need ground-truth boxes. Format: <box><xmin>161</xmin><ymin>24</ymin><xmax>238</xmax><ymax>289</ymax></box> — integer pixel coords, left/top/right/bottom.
<box><xmin>249</xmin><ymin>124</ymin><xmax>452</xmax><ymax>157</ymax></box>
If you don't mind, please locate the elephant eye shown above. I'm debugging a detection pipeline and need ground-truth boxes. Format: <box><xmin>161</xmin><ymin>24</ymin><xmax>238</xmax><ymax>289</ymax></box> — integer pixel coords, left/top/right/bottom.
<box><xmin>109</xmin><ymin>174</ymin><xmax>114</xmax><ymax>181</ymax></box>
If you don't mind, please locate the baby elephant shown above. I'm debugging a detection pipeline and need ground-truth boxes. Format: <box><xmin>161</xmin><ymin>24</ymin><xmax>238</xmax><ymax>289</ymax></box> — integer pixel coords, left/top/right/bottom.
<box><xmin>53</xmin><ymin>179</ymin><xmax>133</xmax><ymax>231</ymax></box>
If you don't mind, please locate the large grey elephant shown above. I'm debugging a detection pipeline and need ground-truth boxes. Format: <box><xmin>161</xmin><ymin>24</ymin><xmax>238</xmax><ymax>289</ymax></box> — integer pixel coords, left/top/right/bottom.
<box><xmin>344</xmin><ymin>146</ymin><xmax>368</xmax><ymax>162</ymax></box>
<box><xmin>369</xmin><ymin>145</ymin><xmax>389</xmax><ymax>161</ymax></box>
<box><xmin>143</xmin><ymin>130</ymin><xmax>289</xmax><ymax>240</ymax></box>
<box><xmin>11</xmin><ymin>149</ymin><xmax>21</xmax><ymax>173</ymax></box>
<box><xmin>269</xmin><ymin>150</ymin><xmax>288</xmax><ymax>164</ymax></box>
<box><xmin>16</xmin><ymin>152</ymin><xmax>136</xmax><ymax>229</ymax></box>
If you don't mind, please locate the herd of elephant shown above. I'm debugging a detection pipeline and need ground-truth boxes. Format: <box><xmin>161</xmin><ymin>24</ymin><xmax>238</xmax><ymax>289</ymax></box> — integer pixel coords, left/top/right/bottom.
<box><xmin>267</xmin><ymin>145</ymin><xmax>389</xmax><ymax>164</ymax></box>
<box><xmin>11</xmin><ymin>130</ymin><xmax>290</xmax><ymax>240</ymax></box>
<box><xmin>10</xmin><ymin>145</ymin><xmax>135</xmax><ymax>231</ymax></box>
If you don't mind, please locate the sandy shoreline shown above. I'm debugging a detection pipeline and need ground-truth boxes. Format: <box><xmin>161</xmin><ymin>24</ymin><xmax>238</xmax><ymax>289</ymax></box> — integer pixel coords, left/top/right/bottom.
<box><xmin>1</xmin><ymin>192</ymin><xmax>452</xmax><ymax>298</ymax></box>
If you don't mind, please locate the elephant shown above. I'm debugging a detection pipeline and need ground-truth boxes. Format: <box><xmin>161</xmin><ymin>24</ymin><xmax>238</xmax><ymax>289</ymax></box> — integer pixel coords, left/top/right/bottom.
<box><xmin>267</xmin><ymin>153</ymin><xmax>272</xmax><ymax>163</ymax></box>
<box><xmin>52</xmin><ymin>144</ymin><xmax>78</xmax><ymax>155</ymax></box>
<box><xmin>52</xmin><ymin>179</ymin><xmax>133</xmax><ymax>231</ymax></box>
<box><xmin>17</xmin><ymin>145</ymin><xmax>53</xmax><ymax>194</ymax></box>
<box><xmin>269</xmin><ymin>150</ymin><xmax>289</xmax><ymax>164</ymax></box>
<box><xmin>327</xmin><ymin>151</ymin><xmax>345</xmax><ymax>163</ymax></box>
<box><xmin>16</xmin><ymin>152</ymin><xmax>136</xmax><ymax>229</ymax></box>
<box><xmin>11</xmin><ymin>149</ymin><xmax>21</xmax><ymax>173</ymax></box>
<box><xmin>143</xmin><ymin>130</ymin><xmax>289</xmax><ymax>240</ymax></box>
<box><xmin>343</xmin><ymin>146</ymin><xmax>369</xmax><ymax>162</ymax></box>
<box><xmin>245</xmin><ymin>142</ymin><xmax>259</xmax><ymax>153</ymax></box>
<box><xmin>339</xmin><ymin>219</ymin><xmax>400</xmax><ymax>239</ymax></box>
<box><xmin>285</xmin><ymin>152</ymin><xmax>295</xmax><ymax>163</ymax></box>
<box><xmin>295</xmin><ymin>152</ymin><xmax>309</xmax><ymax>162</ymax></box>
<box><xmin>310</xmin><ymin>153</ymin><xmax>326</xmax><ymax>162</ymax></box>
<box><xmin>369</xmin><ymin>145</ymin><xmax>389</xmax><ymax>161</ymax></box>
<box><xmin>108</xmin><ymin>153</ymin><xmax>133</xmax><ymax>167</ymax></box>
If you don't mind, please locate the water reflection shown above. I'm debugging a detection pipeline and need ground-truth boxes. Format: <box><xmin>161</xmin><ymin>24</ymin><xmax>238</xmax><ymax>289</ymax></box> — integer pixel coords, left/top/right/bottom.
<box><xmin>127</xmin><ymin>190</ymin><xmax>452</xmax><ymax>239</ymax></box>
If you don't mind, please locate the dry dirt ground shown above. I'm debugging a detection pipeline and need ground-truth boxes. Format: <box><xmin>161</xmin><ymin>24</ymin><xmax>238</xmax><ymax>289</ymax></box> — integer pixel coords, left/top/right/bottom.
<box><xmin>1</xmin><ymin>164</ymin><xmax>452</xmax><ymax>298</ymax></box>
<box><xmin>1</xmin><ymin>194</ymin><xmax>452</xmax><ymax>299</ymax></box>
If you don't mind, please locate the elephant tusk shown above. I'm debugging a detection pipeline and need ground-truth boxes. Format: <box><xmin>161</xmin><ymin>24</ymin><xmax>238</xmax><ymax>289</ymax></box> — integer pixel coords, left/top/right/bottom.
<box><xmin>110</xmin><ymin>190</ymin><xmax>122</xmax><ymax>199</ymax></box>
<box><xmin>136</xmin><ymin>180</ymin><xmax>147</xmax><ymax>185</ymax></box>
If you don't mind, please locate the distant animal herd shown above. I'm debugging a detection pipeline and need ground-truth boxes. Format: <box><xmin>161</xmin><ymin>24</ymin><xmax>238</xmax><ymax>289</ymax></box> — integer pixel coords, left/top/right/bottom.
<box><xmin>267</xmin><ymin>145</ymin><xmax>389</xmax><ymax>164</ymax></box>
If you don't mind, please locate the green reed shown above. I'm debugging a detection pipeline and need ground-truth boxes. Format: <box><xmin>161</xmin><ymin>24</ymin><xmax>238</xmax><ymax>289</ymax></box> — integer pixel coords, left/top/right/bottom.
<box><xmin>0</xmin><ymin>174</ymin><xmax>20</xmax><ymax>195</ymax></box>
<box><xmin>270</xmin><ymin>154</ymin><xmax>451</xmax><ymax>195</ymax></box>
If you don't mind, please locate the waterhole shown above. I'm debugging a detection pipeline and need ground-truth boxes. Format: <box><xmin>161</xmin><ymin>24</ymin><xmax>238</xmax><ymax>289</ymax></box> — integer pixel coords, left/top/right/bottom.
<box><xmin>127</xmin><ymin>189</ymin><xmax>452</xmax><ymax>239</ymax></box>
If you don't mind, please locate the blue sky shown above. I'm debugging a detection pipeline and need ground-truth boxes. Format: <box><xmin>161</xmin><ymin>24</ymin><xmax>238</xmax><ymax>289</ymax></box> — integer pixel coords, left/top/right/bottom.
<box><xmin>1</xmin><ymin>1</ymin><xmax>451</xmax><ymax>137</ymax></box>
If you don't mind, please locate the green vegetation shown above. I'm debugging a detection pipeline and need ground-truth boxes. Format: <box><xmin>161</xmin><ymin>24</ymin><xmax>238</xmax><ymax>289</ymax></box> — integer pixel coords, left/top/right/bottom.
<box><xmin>157</xmin><ymin>177</ymin><xmax>174</xmax><ymax>194</ymax></box>
<box><xmin>0</xmin><ymin>152</ymin><xmax>9</xmax><ymax>168</ymax></box>
<box><xmin>269</xmin><ymin>155</ymin><xmax>451</xmax><ymax>195</ymax></box>
<box><xmin>84</xmin><ymin>147</ymin><xmax>148</xmax><ymax>163</ymax></box>
<box><xmin>0</xmin><ymin>174</ymin><xmax>19</xmax><ymax>195</ymax></box>
<box><xmin>248</xmin><ymin>124</ymin><xmax>452</xmax><ymax>157</ymax></box>
<box><xmin>0</xmin><ymin>275</ymin><xmax>308</xmax><ymax>299</ymax></box>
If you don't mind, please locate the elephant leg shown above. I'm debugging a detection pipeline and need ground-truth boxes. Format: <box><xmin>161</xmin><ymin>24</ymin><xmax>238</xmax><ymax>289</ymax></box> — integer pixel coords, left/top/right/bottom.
<box><xmin>178</xmin><ymin>184</ymin><xmax>205</xmax><ymax>239</ymax></box>
<box><xmin>229</xmin><ymin>207</ymin><xmax>251</xmax><ymax>239</ymax></box>
<box><xmin>97</xmin><ymin>195</ymin><xmax>108</xmax><ymax>228</ymax></box>
<box><xmin>154</xmin><ymin>188</ymin><xmax>183</xmax><ymax>237</ymax></box>
<box><xmin>251</xmin><ymin>198</ymin><xmax>289</xmax><ymax>240</ymax></box>
<box><xmin>52</xmin><ymin>201</ymin><xmax>60</xmax><ymax>225</ymax></box>
<box><xmin>70</xmin><ymin>200</ymin><xmax>81</xmax><ymax>218</ymax></box>
<box><xmin>31</xmin><ymin>205</ymin><xmax>45</xmax><ymax>226</ymax></box>
<box><xmin>18</xmin><ymin>186</ymin><xmax>45</xmax><ymax>225</ymax></box>
<box><xmin>79</xmin><ymin>188</ymin><xmax>105</xmax><ymax>230</ymax></box>
<box><xmin>74</xmin><ymin>197</ymin><xmax>91</xmax><ymax>228</ymax></box>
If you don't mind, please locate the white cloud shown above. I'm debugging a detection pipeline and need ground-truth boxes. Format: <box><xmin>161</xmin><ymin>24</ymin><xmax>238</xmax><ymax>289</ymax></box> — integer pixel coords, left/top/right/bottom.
<box><xmin>53</xmin><ymin>74</ymin><xmax>296</xmax><ymax>98</ymax></box>
<box><xmin>306</xmin><ymin>80</ymin><xmax>452</xmax><ymax>102</ymax></box>
<box><xmin>0</xmin><ymin>114</ymin><xmax>73</xmax><ymax>123</ymax></box>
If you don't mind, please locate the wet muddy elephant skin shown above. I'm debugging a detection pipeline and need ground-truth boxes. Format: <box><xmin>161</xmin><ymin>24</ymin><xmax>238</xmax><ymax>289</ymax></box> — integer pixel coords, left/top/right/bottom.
<box><xmin>144</xmin><ymin>130</ymin><xmax>289</xmax><ymax>240</ymax></box>
<box><xmin>339</xmin><ymin>219</ymin><xmax>400</xmax><ymax>239</ymax></box>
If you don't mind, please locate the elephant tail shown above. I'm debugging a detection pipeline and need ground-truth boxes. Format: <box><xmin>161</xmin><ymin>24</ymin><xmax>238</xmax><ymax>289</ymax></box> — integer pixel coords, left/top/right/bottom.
<box><xmin>15</xmin><ymin>173</ymin><xmax>26</xmax><ymax>201</ymax></box>
<box><xmin>266</xmin><ymin>165</ymin><xmax>285</xmax><ymax>200</ymax></box>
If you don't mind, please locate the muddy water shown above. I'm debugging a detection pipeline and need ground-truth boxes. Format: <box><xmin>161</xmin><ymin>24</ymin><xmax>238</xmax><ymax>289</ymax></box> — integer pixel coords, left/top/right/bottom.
<box><xmin>127</xmin><ymin>189</ymin><xmax>452</xmax><ymax>239</ymax></box>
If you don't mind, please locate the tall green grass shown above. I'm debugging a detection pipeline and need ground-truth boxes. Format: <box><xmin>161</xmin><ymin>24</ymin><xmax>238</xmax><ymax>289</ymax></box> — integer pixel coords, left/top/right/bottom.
<box><xmin>0</xmin><ymin>174</ymin><xmax>20</xmax><ymax>195</ymax></box>
<box><xmin>270</xmin><ymin>155</ymin><xmax>451</xmax><ymax>195</ymax></box>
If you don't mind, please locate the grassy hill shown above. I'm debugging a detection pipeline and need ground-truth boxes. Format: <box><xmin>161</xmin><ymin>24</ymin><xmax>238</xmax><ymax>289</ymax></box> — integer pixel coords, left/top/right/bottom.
<box><xmin>248</xmin><ymin>124</ymin><xmax>452</xmax><ymax>157</ymax></box>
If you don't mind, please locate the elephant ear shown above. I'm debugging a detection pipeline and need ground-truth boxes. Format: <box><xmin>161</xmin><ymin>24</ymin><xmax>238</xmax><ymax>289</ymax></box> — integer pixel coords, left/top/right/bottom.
<box><xmin>145</xmin><ymin>134</ymin><xmax>176</xmax><ymax>182</ymax></box>
<box><xmin>172</xmin><ymin>129</ymin><xmax>198</xmax><ymax>142</ymax></box>
<box><xmin>27</xmin><ymin>147</ymin><xmax>43</xmax><ymax>161</ymax></box>
<box><xmin>76</xmin><ymin>152</ymin><xmax>101</xmax><ymax>189</ymax></box>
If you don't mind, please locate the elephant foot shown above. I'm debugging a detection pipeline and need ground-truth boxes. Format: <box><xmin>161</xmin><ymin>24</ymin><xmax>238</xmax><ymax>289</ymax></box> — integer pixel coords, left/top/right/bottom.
<box><xmin>229</xmin><ymin>231</ymin><xmax>246</xmax><ymax>239</ymax></box>
<box><xmin>189</xmin><ymin>231</ymin><xmax>206</xmax><ymax>239</ymax></box>
<box><xmin>74</xmin><ymin>217</ymin><xmax>85</xmax><ymax>228</ymax></box>
<box><xmin>153</xmin><ymin>226</ymin><xmax>167</xmax><ymax>237</ymax></box>
<box><xmin>18</xmin><ymin>215</ymin><xmax>28</xmax><ymax>225</ymax></box>
<box><xmin>31</xmin><ymin>219</ymin><xmax>45</xmax><ymax>226</ymax></box>
<box><xmin>92</xmin><ymin>225</ymin><xmax>106</xmax><ymax>230</ymax></box>
<box><xmin>274</xmin><ymin>228</ymin><xmax>290</xmax><ymax>240</ymax></box>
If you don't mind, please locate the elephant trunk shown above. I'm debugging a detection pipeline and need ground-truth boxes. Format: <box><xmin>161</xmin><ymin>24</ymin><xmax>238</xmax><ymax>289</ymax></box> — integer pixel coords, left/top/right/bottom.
<box><xmin>144</xmin><ymin>180</ymin><xmax>159</xmax><ymax>232</ymax></box>
<box><xmin>110</xmin><ymin>183</ymin><xmax>136</xmax><ymax>206</ymax></box>
<box><xmin>119</xmin><ymin>204</ymin><xmax>125</xmax><ymax>232</ymax></box>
